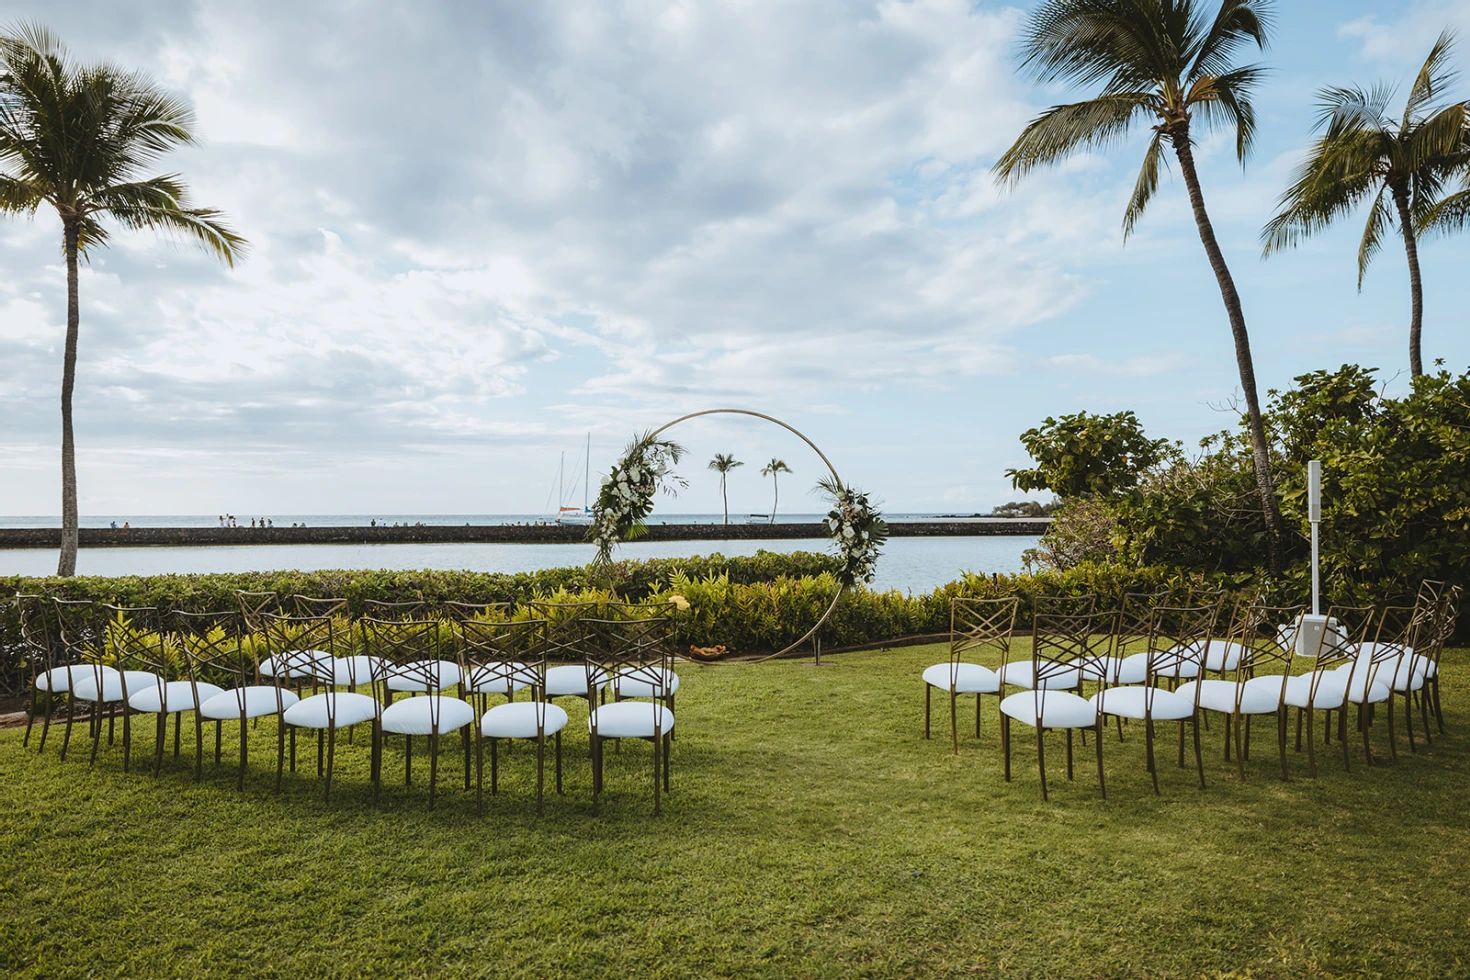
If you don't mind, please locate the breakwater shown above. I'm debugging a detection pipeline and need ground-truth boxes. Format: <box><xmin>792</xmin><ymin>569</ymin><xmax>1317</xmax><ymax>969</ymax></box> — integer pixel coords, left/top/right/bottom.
<box><xmin>0</xmin><ymin>520</ymin><xmax>1049</xmax><ymax>549</ymax></box>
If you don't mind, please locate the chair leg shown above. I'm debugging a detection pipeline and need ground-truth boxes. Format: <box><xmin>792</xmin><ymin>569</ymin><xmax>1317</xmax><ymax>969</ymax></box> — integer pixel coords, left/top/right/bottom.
<box><xmin>60</xmin><ymin>699</ymin><xmax>79</xmax><ymax>761</ymax></box>
<box><xmin>1001</xmin><ymin>715</ymin><xmax>1011</xmax><ymax>782</ymax></box>
<box><xmin>23</xmin><ymin>690</ymin><xmax>37</xmax><ymax>748</ymax></box>
<box><xmin>536</xmin><ymin>733</ymin><xmax>546</xmax><ymax>817</ymax></box>
<box><xmin>1233</xmin><ymin>714</ymin><xmax>1245</xmax><ymax>781</ymax></box>
<box><xmin>1276</xmin><ymin>707</ymin><xmax>1288</xmax><ymax>781</ymax></box>
<box><xmin>1339</xmin><ymin>708</ymin><xmax>1351</xmax><ymax>772</ymax></box>
<box><xmin>652</xmin><ymin>731</ymin><xmax>662</xmax><ymax>816</ymax></box>
<box><xmin>475</xmin><ymin>732</ymin><xmax>484</xmax><ymax>817</ymax></box>
<box><xmin>591</xmin><ymin>733</ymin><xmax>602</xmax><ymax>816</ymax></box>
<box><xmin>462</xmin><ymin>725</ymin><xmax>472</xmax><ymax>792</ymax></box>
<box><xmin>1387</xmin><ymin>698</ymin><xmax>1399</xmax><ymax>760</ymax></box>
<box><xmin>1223</xmin><ymin>713</ymin><xmax>1232</xmax><ymax>762</ymax></box>
<box><xmin>215</xmin><ymin>718</ymin><xmax>223</xmax><ymax>765</ymax></box>
<box><xmin>923</xmin><ymin>685</ymin><xmax>931</xmax><ymax>740</ymax></box>
<box><xmin>1360</xmin><ymin>703</ymin><xmax>1374</xmax><ymax>766</ymax></box>
<box><xmin>1036</xmin><ymin>727</ymin><xmax>1048</xmax><ymax>801</ymax></box>
<box><xmin>238</xmin><ymin>715</ymin><xmax>249</xmax><ymax>791</ymax></box>
<box><xmin>154</xmin><ymin>712</ymin><xmax>166</xmax><ymax>776</ymax></box>
<box><xmin>1305</xmin><ymin>709</ymin><xmax>1318</xmax><ymax>777</ymax></box>
<box><xmin>1192</xmin><ymin>715</ymin><xmax>1205</xmax><ymax>789</ymax></box>
<box><xmin>490</xmin><ymin>738</ymin><xmax>498</xmax><ymax>794</ymax></box>
<box><xmin>1065</xmin><ymin>728</ymin><xmax>1074</xmax><ymax>781</ymax></box>
<box><xmin>1295</xmin><ymin>707</ymin><xmax>1303</xmax><ymax>751</ymax></box>
<box><xmin>429</xmin><ymin>732</ymin><xmax>440</xmax><ymax>810</ymax></box>
<box><xmin>1145</xmin><ymin>718</ymin><xmax>1159</xmax><ymax>795</ymax></box>
<box><xmin>663</xmin><ymin>731</ymin><xmax>671</xmax><ymax>793</ymax></box>
<box><xmin>1419</xmin><ymin>686</ymin><xmax>1433</xmax><ymax>745</ymax></box>
<box><xmin>289</xmin><ymin>727</ymin><xmax>297</xmax><ymax>773</ymax></box>
<box><xmin>275</xmin><ymin>720</ymin><xmax>287</xmax><ymax>794</ymax></box>
<box><xmin>173</xmin><ymin>712</ymin><xmax>182</xmax><ymax>758</ymax></box>
<box><xmin>975</xmin><ymin>693</ymin><xmax>982</xmax><ymax>739</ymax></box>
<box><xmin>1431</xmin><ymin>678</ymin><xmax>1445</xmax><ymax>734</ymax></box>
<box><xmin>950</xmin><ymin>692</ymin><xmax>959</xmax><ymax>755</ymax></box>
<box><xmin>38</xmin><ymin>697</ymin><xmax>55</xmax><ymax>753</ymax></box>
<box><xmin>405</xmin><ymin>734</ymin><xmax>413</xmax><ymax>786</ymax></box>
<box><xmin>324</xmin><ymin>725</ymin><xmax>337</xmax><ymax>803</ymax></box>
<box><xmin>555</xmin><ymin>731</ymin><xmax>563</xmax><ymax>795</ymax></box>
<box><xmin>1095</xmin><ymin>720</ymin><xmax>1106</xmax><ymax>800</ymax></box>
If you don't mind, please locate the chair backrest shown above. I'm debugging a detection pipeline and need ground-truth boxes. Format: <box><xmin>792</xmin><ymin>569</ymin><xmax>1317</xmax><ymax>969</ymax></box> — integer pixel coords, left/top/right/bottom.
<box><xmin>362</xmin><ymin>598</ymin><xmax>432</xmax><ymax>620</ymax></box>
<box><xmin>360</xmin><ymin>617</ymin><xmax>452</xmax><ymax>696</ymax></box>
<box><xmin>949</xmin><ymin>597</ymin><xmax>1018</xmax><ymax>670</ymax></box>
<box><xmin>1031</xmin><ymin>606</ymin><xmax>1109</xmax><ymax>684</ymax></box>
<box><xmin>442</xmin><ymin>600</ymin><xmax>511</xmax><ymax>623</ymax></box>
<box><xmin>172</xmin><ymin>609</ymin><xmax>254</xmax><ymax>690</ymax></box>
<box><xmin>16</xmin><ymin>593</ymin><xmax>58</xmax><ymax>678</ymax></box>
<box><xmin>98</xmin><ymin>605</ymin><xmax>170</xmax><ymax>699</ymax></box>
<box><xmin>1144</xmin><ymin>602</ymin><xmax>1221</xmax><ymax>685</ymax></box>
<box><xmin>529</xmin><ymin>600</ymin><xmax>604</xmax><ymax>663</ymax></box>
<box><xmin>1355</xmin><ymin>605</ymin><xmax>1422</xmax><ymax>689</ymax></box>
<box><xmin>1034</xmin><ymin>593</ymin><xmax>1097</xmax><ymax>617</ymax></box>
<box><xmin>292</xmin><ymin>595</ymin><xmax>349</xmax><ymax>619</ymax></box>
<box><xmin>456</xmin><ymin>617</ymin><xmax>547</xmax><ymax>698</ymax></box>
<box><xmin>586</xmin><ymin>616</ymin><xmax>675</xmax><ymax>702</ymax></box>
<box><xmin>1112</xmin><ymin>591</ymin><xmax>1168</xmax><ymax>657</ymax></box>
<box><xmin>1221</xmin><ymin>603</ymin><xmax>1306</xmax><ymax>705</ymax></box>
<box><xmin>234</xmin><ymin>590</ymin><xmax>279</xmax><ymax>633</ymax></box>
<box><xmin>260</xmin><ymin>610</ymin><xmax>342</xmax><ymax>681</ymax></box>
<box><xmin>52</xmin><ymin>598</ymin><xmax>106</xmax><ymax>662</ymax></box>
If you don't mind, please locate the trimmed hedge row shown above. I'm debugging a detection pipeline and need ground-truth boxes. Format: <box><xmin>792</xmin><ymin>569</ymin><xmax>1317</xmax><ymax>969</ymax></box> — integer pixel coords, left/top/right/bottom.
<box><xmin>1</xmin><ymin>554</ymin><xmax>1246</xmax><ymax>697</ymax></box>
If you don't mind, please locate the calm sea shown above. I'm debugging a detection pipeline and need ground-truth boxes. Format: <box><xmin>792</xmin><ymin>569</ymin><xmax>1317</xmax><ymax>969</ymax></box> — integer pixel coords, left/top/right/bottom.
<box><xmin>0</xmin><ymin>515</ymin><xmax>1038</xmax><ymax>594</ymax></box>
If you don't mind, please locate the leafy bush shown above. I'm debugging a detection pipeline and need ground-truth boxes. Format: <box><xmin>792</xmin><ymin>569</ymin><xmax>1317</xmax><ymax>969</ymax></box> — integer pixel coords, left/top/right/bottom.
<box><xmin>1022</xmin><ymin>498</ymin><xmax>1119</xmax><ymax>571</ymax></box>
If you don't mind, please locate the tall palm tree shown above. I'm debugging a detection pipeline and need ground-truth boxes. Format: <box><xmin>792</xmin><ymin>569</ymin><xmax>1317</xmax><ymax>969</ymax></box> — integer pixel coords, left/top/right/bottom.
<box><xmin>760</xmin><ymin>458</ymin><xmax>791</xmax><ymax>524</ymax></box>
<box><xmin>1262</xmin><ymin>31</ymin><xmax>1469</xmax><ymax>378</ymax></box>
<box><xmin>0</xmin><ymin>23</ymin><xmax>245</xmax><ymax>576</ymax></box>
<box><xmin>708</xmin><ymin>454</ymin><xmax>743</xmax><ymax>526</ymax></box>
<box><xmin>993</xmin><ymin>0</ymin><xmax>1286</xmax><ymax>571</ymax></box>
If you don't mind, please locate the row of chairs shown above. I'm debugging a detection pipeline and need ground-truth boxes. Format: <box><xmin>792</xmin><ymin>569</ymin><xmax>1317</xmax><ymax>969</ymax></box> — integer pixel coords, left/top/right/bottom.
<box><xmin>14</xmin><ymin>593</ymin><xmax>683</xmax><ymax>814</ymax></box>
<box><xmin>922</xmin><ymin>581</ymin><xmax>1458</xmax><ymax>799</ymax></box>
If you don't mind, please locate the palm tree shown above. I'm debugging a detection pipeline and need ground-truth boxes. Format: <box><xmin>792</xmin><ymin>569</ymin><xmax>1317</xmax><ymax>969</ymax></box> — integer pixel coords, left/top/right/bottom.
<box><xmin>1262</xmin><ymin>31</ymin><xmax>1469</xmax><ymax>378</ymax></box>
<box><xmin>708</xmin><ymin>454</ymin><xmax>743</xmax><ymax>525</ymax></box>
<box><xmin>0</xmin><ymin>24</ymin><xmax>245</xmax><ymax>576</ymax></box>
<box><xmin>760</xmin><ymin>459</ymin><xmax>791</xmax><ymax>524</ymax></box>
<box><xmin>993</xmin><ymin>0</ymin><xmax>1286</xmax><ymax>571</ymax></box>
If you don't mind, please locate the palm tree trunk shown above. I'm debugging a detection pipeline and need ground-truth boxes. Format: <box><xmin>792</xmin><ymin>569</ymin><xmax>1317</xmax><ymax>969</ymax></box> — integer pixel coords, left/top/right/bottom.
<box><xmin>722</xmin><ymin>476</ymin><xmax>729</xmax><ymax>525</ymax></box>
<box><xmin>1170</xmin><ymin>130</ymin><xmax>1284</xmax><ymax>572</ymax></box>
<box><xmin>771</xmin><ymin>473</ymin><xmax>778</xmax><ymax>524</ymax></box>
<box><xmin>1391</xmin><ymin>184</ymin><xmax>1425</xmax><ymax>377</ymax></box>
<box><xmin>57</xmin><ymin>219</ymin><xmax>81</xmax><ymax>577</ymax></box>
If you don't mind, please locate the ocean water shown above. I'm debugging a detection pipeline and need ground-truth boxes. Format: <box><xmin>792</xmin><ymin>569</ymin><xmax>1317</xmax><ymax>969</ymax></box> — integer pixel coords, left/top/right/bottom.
<box><xmin>0</xmin><ymin>512</ymin><xmax>1001</xmax><ymax>529</ymax></box>
<box><xmin>0</xmin><ymin>532</ymin><xmax>1040</xmax><ymax>595</ymax></box>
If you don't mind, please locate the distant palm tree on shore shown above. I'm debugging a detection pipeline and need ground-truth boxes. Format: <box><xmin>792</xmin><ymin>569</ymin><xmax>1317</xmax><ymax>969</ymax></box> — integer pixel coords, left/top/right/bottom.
<box><xmin>761</xmin><ymin>459</ymin><xmax>791</xmax><ymax>524</ymax></box>
<box><xmin>1262</xmin><ymin>30</ymin><xmax>1470</xmax><ymax>378</ymax></box>
<box><xmin>708</xmin><ymin>454</ymin><xmax>743</xmax><ymax>525</ymax></box>
<box><xmin>0</xmin><ymin>23</ymin><xmax>246</xmax><ymax>576</ymax></box>
<box><xmin>992</xmin><ymin>0</ymin><xmax>1286</xmax><ymax>571</ymax></box>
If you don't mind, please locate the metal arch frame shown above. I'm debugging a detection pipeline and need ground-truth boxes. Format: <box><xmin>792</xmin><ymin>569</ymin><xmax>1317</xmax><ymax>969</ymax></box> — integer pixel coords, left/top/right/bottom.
<box><xmin>642</xmin><ymin>408</ymin><xmax>848</xmax><ymax>664</ymax></box>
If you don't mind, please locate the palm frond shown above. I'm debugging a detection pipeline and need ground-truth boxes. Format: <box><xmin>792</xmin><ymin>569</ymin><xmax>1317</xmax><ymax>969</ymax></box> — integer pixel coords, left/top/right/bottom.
<box><xmin>993</xmin><ymin>92</ymin><xmax>1156</xmax><ymax>185</ymax></box>
<box><xmin>1261</xmin><ymin>130</ymin><xmax>1383</xmax><ymax>255</ymax></box>
<box><xmin>1403</xmin><ymin>29</ymin><xmax>1459</xmax><ymax>129</ymax></box>
<box><xmin>1189</xmin><ymin>64</ymin><xmax>1266</xmax><ymax>162</ymax></box>
<box><xmin>1404</xmin><ymin>100</ymin><xmax>1470</xmax><ymax>171</ymax></box>
<box><xmin>1418</xmin><ymin>186</ymin><xmax>1470</xmax><ymax>236</ymax></box>
<box><xmin>1356</xmin><ymin>186</ymin><xmax>1392</xmax><ymax>289</ymax></box>
<box><xmin>1317</xmin><ymin>83</ymin><xmax>1394</xmax><ymax>139</ymax></box>
<box><xmin>1123</xmin><ymin>128</ymin><xmax>1165</xmax><ymax>239</ymax></box>
<box><xmin>1187</xmin><ymin>0</ymin><xmax>1272</xmax><ymax>85</ymax></box>
<box><xmin>0</xmin><ymin>171</ymin><xmax>40</xmax><ymax>213</ymax></box>
<box><xmin>92</xmin><ymin>177</ymin><xmax>246</xmax><ymax>267</ymax></box>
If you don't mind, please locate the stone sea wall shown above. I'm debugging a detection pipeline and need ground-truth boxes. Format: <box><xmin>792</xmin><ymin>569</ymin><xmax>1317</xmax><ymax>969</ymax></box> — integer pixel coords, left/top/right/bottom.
<box><xmin>0</xmin><ymin>520</ymin><xmax>1048</xmax><ymax>549</ymax></box>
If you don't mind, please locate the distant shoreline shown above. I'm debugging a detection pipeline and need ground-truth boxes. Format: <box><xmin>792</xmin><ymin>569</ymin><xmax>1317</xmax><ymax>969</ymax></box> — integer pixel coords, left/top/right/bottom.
<box><xmin>0</xmin><ymin>519</ymin><xmax>1049</xmax><ymax>550</ymax></box>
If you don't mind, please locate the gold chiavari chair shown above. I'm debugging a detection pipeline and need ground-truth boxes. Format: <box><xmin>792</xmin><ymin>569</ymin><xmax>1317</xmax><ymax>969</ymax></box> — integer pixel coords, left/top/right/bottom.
<box><xmin>465</xmin><ymin>618</ymin><xmax>566</xmax><ymax>815</ymax></box>
<box><xmin>921</xmin><ymin>597</ymin><xmax>1017</xmax><ymax>754</ymax></box>
<box><xmin>585</xmin><ymin>616</ymin><xmax>676</xmax><ymax>815</ymax></box>
<box><xmin>999</xmin><ymin>606</ymin><xmax>1111</xmax><ymax>801</ymax></box>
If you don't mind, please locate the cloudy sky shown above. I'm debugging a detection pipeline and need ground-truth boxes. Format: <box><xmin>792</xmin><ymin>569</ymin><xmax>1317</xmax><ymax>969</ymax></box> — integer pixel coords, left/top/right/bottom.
<box><xmin>3</xmin><ymin>0</ymin><xmax>1469</xmax><ymax>518</ymax></box>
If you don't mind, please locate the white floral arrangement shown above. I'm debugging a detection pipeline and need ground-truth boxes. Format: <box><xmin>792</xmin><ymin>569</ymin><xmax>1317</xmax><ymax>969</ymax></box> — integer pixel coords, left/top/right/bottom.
<box><xmin>589</xmin><ymin>432</ymin><xmax>688</xmax><ymax>566</ymax></box>
<box><xmin>818</xmin><ymin>477</ymin><xmax>888</xmax><ymax>587</ymax></box>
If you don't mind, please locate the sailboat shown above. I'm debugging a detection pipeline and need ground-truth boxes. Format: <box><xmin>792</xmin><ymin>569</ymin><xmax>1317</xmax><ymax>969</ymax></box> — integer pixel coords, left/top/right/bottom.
<box><xmin>556</xmin><ymin>434</ymin><xmax>594</xmax><ymax>525</ymax></box>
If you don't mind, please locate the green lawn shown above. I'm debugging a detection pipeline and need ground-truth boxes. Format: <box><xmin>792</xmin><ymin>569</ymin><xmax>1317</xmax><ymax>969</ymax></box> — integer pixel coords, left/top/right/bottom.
<box><xmin>2</xmin><ymin>645</ymin><xmax>1468</xmax><ymax>979</ymax></box>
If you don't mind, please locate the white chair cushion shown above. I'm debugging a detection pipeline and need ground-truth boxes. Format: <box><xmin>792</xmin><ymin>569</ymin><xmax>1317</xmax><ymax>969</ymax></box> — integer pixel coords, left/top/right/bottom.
<box><xmin>480</xmin><ymin>700</ymin><xmax>570</xmax><ymax>739</ymax></box>
<box><xmin>199</xmin><ymin>685</ymin><xmax>301</xmax><ymax>720</ymax></box>
<box><xmin>128</xmin><ymin>680</ymin><xmax>225</xmax><ymax>714</ymax></box>
<box><xmin>1089</xmin><ymin>685</ymin><xmax>1195</xmax><ymax>721</ymax></box>
<box><xmin>385</xmin><ymin>660</ymin><xmax>463</xmax><ymax>693</ymax></box>
<box><xmin>36</xmin><ymin>663</ymin><xmax>118</xmax><ymax>693</ymax></box>
<box><xmin>380</xmin><ymin>695</ymin><xmax>475</xmax><ymax>735</ymax></box>
<box><xmin>260</xmin><ymin>649</ymin><xmax>333</xmax><ymax>679</ymax></box>
<box><xmin>998</xmin><ymin>690</ymin><xmax>1097</xmax><ymax>729</ymax></box>
<box><xmin>1175</xmin><ymin>677</ymin><xmax>1285</xmax><ymax>715</ymax></box>
<box><xmin>1078</xmin><ymin>656</ymin><xmax>1123</xmax><ymax>684</ymax></box>
<box><xmin>588</xmin><ymin>701</ymin><xmax>675</xmax><ymax>738</ymax></box>
<box><xmin>1202</xmin><ymin>640</ymin><xmax>1245</xmax><ymax>672</ymax></box>
<box><xmin>612</xmin><ymin>668</ymin><xmax>680</xmax><ymax>699</ymax></box>
<box><xmin>1110</xmin><ymin>655</ymin><xmax>1150</xmax><ymax>685</ymax></box>
<box><xmin>321</xmin><ymin>655</ymin><xmax>379</xmax><ymax>687</ymax></box>
<box><xmin>466</xmin><ymin>662</ymin><xmax>537</xmax><ymax>696</ymax></box>
<box><xmin>72</xmin><ymin>670</ymin><xmax>161</xmax><ymax>703</ymax></box>
<box><xmin>283</xmin><ymin>691</ymin><xmax>379</xmax><ymax>729</ymax></box>
<box><xmin>1116</xmin><ymin>650</ymin><xmax>1200</xmax><ymax>682</ymax></box>
<box><xmin>996</xmin><ymin>661</ymin><xmax>1081</xmax><ymax>690</ymax></box>
<box><xmin>922</xmin><ymin>662</ymin><xmax>1000</xmax><ymax>694</ymax></box>
<box><xmin>1282</xmin><ymin>673</ymin><xmax>1347</xmax><ymax>710</ymax></box>
<box><xmin>544</xmin><ymin>664</ymin><xmax>606</xmax><ymax>697</ymax></box>
<box><xmin>1380</xmin><ymin>659</ymin><xmax>1427</xmax><ymax>692</ymax></box>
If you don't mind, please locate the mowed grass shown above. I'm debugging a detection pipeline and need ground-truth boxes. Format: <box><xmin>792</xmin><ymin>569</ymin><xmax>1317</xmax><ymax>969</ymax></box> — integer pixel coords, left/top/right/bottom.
<box><xmin>2</xmin><ymin>645</ymin><xmax>1469</xmax><ymax>979</ymax></box>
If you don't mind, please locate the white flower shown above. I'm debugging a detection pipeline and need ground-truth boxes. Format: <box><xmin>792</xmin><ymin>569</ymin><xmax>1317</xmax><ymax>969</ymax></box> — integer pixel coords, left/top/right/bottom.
<box><xmin>843</xmin><ymin>526</ymin><xmax>855</xmax><ymax>539</ymax></box>
<box><xmin>828</xmin><ymin>517</ymin><xmax>839</xmax><ymax>531</ymax></box>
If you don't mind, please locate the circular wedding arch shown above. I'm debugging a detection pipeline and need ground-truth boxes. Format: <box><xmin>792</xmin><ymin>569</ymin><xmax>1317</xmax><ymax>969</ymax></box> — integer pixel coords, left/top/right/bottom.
<box><xmin>641</xmin><ymin>408</ymin><xmax>853</xmax><ymax>663</ymax></box>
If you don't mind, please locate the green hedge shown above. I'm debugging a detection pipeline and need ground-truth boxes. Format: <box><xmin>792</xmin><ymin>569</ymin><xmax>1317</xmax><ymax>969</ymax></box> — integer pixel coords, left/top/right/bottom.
<box><xmin>3</xmin><ymin>555</ymin><xmax>1243</xmax><ymax>696</ymax></box>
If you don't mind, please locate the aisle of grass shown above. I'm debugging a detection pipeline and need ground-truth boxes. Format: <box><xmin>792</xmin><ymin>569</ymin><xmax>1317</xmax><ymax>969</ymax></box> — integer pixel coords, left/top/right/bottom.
<box><xmin>2</xmin><ymin>645</ymin><xmax>1468</xmax><ymax>979</ymax></box>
